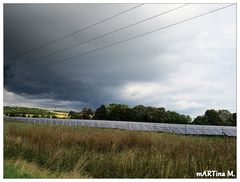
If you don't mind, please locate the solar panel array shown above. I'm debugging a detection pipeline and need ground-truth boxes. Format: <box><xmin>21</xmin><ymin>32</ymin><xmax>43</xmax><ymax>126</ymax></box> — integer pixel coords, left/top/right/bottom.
<box><xmin>5</xmin><ymin>116</ymin><xmax>236</xmax><ymax>137</ymax></box>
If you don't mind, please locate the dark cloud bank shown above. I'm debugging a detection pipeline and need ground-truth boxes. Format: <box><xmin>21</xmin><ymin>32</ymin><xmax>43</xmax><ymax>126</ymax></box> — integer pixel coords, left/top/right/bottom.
<box><xmin>4</xmin><ymin>4</ymin><xmax>236</xmax><ymax>117</ymax></box>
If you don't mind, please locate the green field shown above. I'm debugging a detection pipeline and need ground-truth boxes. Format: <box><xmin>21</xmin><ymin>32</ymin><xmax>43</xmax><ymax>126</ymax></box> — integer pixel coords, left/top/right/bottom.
<box><xmin>4</xmin><ymin>120</ymin><xmax>236</xmax><ymax>178</ymax></box>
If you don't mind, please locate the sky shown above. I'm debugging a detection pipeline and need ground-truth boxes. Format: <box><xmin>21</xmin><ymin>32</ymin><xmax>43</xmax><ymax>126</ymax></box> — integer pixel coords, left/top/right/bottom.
<box><xmin>4</xmin><ymin>3</ymin><xmax>236</xmax><ymax>118</ymax></box>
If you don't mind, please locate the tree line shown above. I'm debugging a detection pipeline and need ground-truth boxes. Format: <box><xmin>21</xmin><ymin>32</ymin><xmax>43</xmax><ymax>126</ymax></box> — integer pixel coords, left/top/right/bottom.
<box><xmin>4</xmin><ymin>105</ymin><xmax>236</xmax><ymax>126</ymax></box>
<box><xmin>92</xmin><ymin>104</ymin><xmax>192</xmax><ymax>124</ymax></box>
<box><xmin>192</xmin><ymin>109</ymin><xmax>236</xmax><ymax>126</ymax></box>
<box><xmin>69</xmin><ymin>104</ymin><xmax>236</xmax><ymax>126</ymax></box>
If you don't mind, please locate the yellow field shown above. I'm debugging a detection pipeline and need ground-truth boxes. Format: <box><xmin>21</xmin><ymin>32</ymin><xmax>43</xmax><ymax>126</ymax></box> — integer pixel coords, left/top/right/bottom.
<box><xmin>25</xmin><ymin>114</ymin><xmax>34</xmax><ymax>117</ymax></box>
<box><xmin>53</xmin><ymin>111</ymin><xmax>69</xmax><ymax>118</ymax></box>
<box><xmin>24</xmin><ymin>111</ymin><xmax>68</xmax><ymax>119</ymax></box>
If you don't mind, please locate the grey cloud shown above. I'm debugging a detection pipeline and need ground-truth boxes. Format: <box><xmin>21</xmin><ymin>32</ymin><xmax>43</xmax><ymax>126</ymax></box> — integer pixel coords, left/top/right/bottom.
<box><xmin>4</xmin><ymin>4</ymin><xmax>236</xmax><ymax>117</ymax></box>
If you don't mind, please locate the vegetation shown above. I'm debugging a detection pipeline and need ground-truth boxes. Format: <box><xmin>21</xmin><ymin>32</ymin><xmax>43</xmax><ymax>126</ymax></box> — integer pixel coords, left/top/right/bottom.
<box><xmin>192</xmin><ymin>109</ymin><xmax>236</xmax><ymax>126</ymax></box>
<box><xmin>93</xmin><ymin>104</ymin><xmax>192</xmax><ymax>124</ymax></box>
<box><xmin>4</xmin><ymin>160</ymin><xmax>34</xmax><ymax>178</ymax></box>
<box><xmin>68</xmin><ymin>108</ymin><xmax>94</xmax><ymax>119</ymax></box>
<box><xmin>4</xmin><ymin>120</ymin><xmax>236</xmax><ymax>178</ymax></box>
<box><xmin>4</xmin><ymin>105</ymin><xmax>236</xmax><ymax>126</ymax></box>
<box><xmin>4</xmin><ymin>106</ymin><xmax>55</xmax><ymax>118</ymax></box>
<box><xmin>4</xmin><ymin>159</ymin><xmax>85</xmax><ymax>178</ymax></box>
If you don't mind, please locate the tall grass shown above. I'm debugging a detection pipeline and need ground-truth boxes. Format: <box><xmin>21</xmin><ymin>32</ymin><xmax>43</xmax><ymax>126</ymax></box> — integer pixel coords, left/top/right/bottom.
<box><xmin>4</xmin><ymin>120</ymin><xmax>236</xmax><ymax>178</ymax></box>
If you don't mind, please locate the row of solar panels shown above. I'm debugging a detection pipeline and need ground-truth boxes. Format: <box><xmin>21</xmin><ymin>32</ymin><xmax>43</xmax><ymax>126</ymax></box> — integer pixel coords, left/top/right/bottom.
<box><xmin>5</xmin><ymin>116</ymin><xmax>237</xmax><ymax>137</ymax></box>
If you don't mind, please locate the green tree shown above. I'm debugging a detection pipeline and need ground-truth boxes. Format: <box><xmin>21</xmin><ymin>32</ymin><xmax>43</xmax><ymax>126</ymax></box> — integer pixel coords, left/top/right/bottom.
<box><xmin>93</xmin><ymin>105</ymin><xmax>108</xmax><ymax>120</ymax></box>
<box><xmin>232</xmin><ymin>113</ymin><xmax>236</xmax><ymax>126</ymax></box>
<box><xmin>193</xmin><ymin>109</ymin><xmax>236</xmax><ymax>126</ymax></box>
<box><xmin>107</xmin><ymin>104</ymin><xmax>129</xmax><ymax>121</ymax></box>
<box><xmin>205</xmin><ymin>109</ymin><xmax>221</xmax><ymax>125</ymax></box>
<box><xmin>68</xmin><ymin>111</ymin><xmax>81</xmax><ymax>119</ymax></box>
<box><xmin>165</xmin><ymin>111</ymin><xmax>191</xmax><ymax>124</ymax></box>
<box><xmin>218</xmin><ymin>110</ymin><xmax>234</xmax><ymax>125</ymax></box>
<box><xmin>132</xmin><ymin>105</ymin><xmax>147</xmax><ymax>122</ymax></box>
<box><xmin>192</xmin><ymin>116</ymin><xmax>206</xmax><ymax>125</ymax></box>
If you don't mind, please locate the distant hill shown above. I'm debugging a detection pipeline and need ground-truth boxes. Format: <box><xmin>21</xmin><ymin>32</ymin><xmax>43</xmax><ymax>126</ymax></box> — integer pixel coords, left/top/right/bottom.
<box><xmin>4</xmin><ymin>106</ymin><xmax>68</xmax><ymax>118</ymax></box>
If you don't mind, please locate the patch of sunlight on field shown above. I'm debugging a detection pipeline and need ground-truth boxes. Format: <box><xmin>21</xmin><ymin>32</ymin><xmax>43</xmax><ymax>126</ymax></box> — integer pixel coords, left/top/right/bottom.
<box><xmin>53</xmin><ymin>111</ymin><xmax>68</xmax><ymax>118</ymax></box>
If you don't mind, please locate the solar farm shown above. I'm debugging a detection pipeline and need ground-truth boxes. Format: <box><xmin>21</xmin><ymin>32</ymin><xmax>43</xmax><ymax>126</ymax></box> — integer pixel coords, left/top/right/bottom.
<box><xmin>7</xmin><ymin>116</ymin><xmax>236</xmax><ymax>137</ymax></box>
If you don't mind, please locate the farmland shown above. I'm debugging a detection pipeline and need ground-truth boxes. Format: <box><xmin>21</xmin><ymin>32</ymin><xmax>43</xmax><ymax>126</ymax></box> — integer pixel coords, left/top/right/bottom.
<box><xmin>4</xmin><ymin>106</ymin><xmax>69</xmax><ymax>119</ymax></box>
<box><xmin>4</xmin><ymin>119</ymin><xmax>236</xmax><ymax>178</ymax></box>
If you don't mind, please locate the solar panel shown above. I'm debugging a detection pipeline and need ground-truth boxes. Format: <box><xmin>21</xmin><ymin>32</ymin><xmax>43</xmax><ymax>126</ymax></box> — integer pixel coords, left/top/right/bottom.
<box><xmin>116</xmin><ymin>122</ymin><xmax>129</xmax><ymax>130</ymax></box>
<box><xmin>96</xmin><ymin>121</ymin><xmax>105</xmax><ymax>128</ymax></box>
<box><xmin>104</xmin><ymin>121</ymin><xmax>115</xmax><ymax>129</ymax></box>
<box><xmin>154</xmin><ymin>123</ymin><xmax>172</xmax><ymax>132</ymax></box>
<box><xmin>141</xmin><ymin>123</ymin><xmax>155</xmax><ymax>131</ymax></box>
<box><xmin>170</xmin><ymin>127</ymin><xmax>185</xmax><ymax>134</ymax></box>
<box><xmin>223</xmin><ymin>127</ymin><xmax>236</xmax><ymax>136</ymax></box>
<box><xmin>202</xmin><ymin>126</ymin><xmax>223</xmax><ymax>135</ymax></box>
<box><xmin>190</xmin><ymin>127</ymin><xmax>202</xmax><ymax>135</ymax></box>
<box><xmin>185</xmin><ymin>128</ymin><xmax>195</xmax><ymax>135</ymax></box>
<box><xmin>128</xmin><ymin>123</ymin><xmax>140</xmax><ymax>130</ymax></box>
<box><xmin>5</xmin><ymin>116</ymin><xmax>236</xmax><ymax>137</ymax></box>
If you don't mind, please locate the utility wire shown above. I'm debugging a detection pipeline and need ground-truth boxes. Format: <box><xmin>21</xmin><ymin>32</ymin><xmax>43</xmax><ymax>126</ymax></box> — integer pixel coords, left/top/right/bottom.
<box><xmin>13</xmin><ymin>3</ymin><xmax>235</xmax><ymax>76</ymax></box>
<box><xmin>7</xmin><ymin>3</ymin><xmax>144</xmax><ymax>61</ymax></box>
<box><xmin>10</xmin><ymin>4</ymin><xmax>189</xmax><ymax>69</ymax></box>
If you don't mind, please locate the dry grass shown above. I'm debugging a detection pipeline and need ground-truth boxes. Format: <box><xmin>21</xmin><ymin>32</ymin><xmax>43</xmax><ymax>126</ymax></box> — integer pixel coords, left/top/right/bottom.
<box><xmin>4</xmin><ymin>120</ymin><xmax>236</xmax><ymax>178</ymax></box>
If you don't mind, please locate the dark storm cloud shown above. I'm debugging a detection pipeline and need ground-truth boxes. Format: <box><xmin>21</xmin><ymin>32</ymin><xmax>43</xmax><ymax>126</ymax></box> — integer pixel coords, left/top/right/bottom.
<box><xmin>4</xmin><ymin>4</ymin><xmax>176</xmax><ymax>104</ymax></box>
<box><xmin>4</xmin><ymin>4</ymin><xmax>236</xmax><ymax>116</ymax></box>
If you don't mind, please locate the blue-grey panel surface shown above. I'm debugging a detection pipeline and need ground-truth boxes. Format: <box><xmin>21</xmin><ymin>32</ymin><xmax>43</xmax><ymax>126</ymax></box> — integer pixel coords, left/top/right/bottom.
<box><xmin>5</xmin><ymin>117</ymin><xmax>236</xmax><ymax>137</ymax></box>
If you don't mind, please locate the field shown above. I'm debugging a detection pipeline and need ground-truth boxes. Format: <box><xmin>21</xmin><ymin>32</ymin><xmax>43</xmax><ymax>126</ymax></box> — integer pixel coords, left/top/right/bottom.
<box><xmin>4</xmin><ymin>106</ymin><xmax>69</xmax><ymax>119</ymax></box>
<box><xmin>52</xmin><ymin>111</ymin><xmax>69</xmax><ymax>119</ymax></box>
<box><xmin>4</xmin><ymin>119</ymin><xmax>236</xmax><ymax>178</ymax></box>
<box><xmin>24</xmin><ymin>111</ymin><xmax>68</xmax><ymax>118</ymax></box>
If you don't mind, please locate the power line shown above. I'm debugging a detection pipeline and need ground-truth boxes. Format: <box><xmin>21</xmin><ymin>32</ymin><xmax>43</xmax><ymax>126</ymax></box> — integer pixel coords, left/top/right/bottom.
<box><xmin>10</xmin><ymin>4</ymin><xmax>189</xmax><ymax>69</ymax></box>
<box><xmin>13</xmin><ymin>3</ymin><xmax>235</xmax><ymax>76</ymax></box>
<box><xmin>7</xmin><ymin>3</ymin><xmax>144</xmax><ymax>61</ymax></box>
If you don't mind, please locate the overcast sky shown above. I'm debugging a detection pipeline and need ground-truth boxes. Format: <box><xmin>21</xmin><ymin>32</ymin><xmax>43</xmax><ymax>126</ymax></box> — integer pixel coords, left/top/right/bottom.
<box><xmin>4</xmin><ymin>3</ymin><xmax>236</xmax><ymax>118</ymax></box>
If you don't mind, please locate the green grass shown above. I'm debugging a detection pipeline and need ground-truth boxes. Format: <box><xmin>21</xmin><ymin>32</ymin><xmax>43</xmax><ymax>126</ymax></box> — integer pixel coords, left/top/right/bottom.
<box><xmin>4</xmin><ymin>160</ymin><xmax>34</xmax><ymax>178</ymax></box>
<box><xmin>4</xmin><ymin>120</ymin><xmax>236</xmax><ymax>178</ymax></box>
<box><xmin>4</xmin><ymin>159</ymin><xmax>86</xmax><ymax>178</ymax></box>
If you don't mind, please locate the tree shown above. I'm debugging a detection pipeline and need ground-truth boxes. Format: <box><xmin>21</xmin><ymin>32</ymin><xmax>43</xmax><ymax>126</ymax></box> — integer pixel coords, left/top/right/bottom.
<box><xmin>68</xmin><ymin>111</ymin><xmax>75</xmax><ymax>118</ymax></box>
<box><xmin>32</xmin><ymin>114</ymin><xmax>39</xmax><ymax>118</ymax></box>
<box><xmin>132</xmin><ymin>105</ymin><xmax>147</xmax><ymax>122</ymax></box>
<box><xmin>68</xmin><ymin>111</ymin><xmax>81</xmax><ymax>119</ymax></box>
<box><xmin>205</xmin><ymin>109</ymin><xmax>221</xmax><ymax>125</ymax></box>
<box><xmin>81</xmin><ymin>108</ymin><xmax>94</xmax><ymax>119</ymax></box>
<box><xmin>93</xmin><ymin>105</ymin><xmax>108</xmax><ymax>120</ymax></box>
<box><xmin>192</xmin><ymin>115</ymin><xmax>206</xmax><ymax>125</ymax></box>
<box><xmin>52</xmin><ymin>115</ymin><xmax>57</xmax><ymax>118</ymax></box>
<box><xmin>156</xmin><ymin>107</ymin><xmax>166</xmax><ymax>123</ymax></box>
<box><xmin>21</xmin><ymin>113</ymin><xmax>26</xmax><ymax>117</ymax></box>
<box><xmin>193</xmin><ymin>109</ymin><xmax>236</xmax><ymax>126</ymax></box>
<box><xmin>145</xmin><ymin>107</ymin><xmax>157</xmax><ymax>123</ymax></box>
<box><xmin>120</xmin><ymin>107</ymin><xmax>134</xmax><ymax>121</ymax></box>
<box><xmin>232</xmin><ymin>113</ymin><xmax>236</xmax><ymax>126</ymax></box>
<box><xmin>218</xmin><ymin>110</ymin><xmax>234</xmax><ymax>126</ymax></box>
<box><xmin>107</xmin><ymin>103</ymin><xmax>130</xmax><ymax>121</ymax></box>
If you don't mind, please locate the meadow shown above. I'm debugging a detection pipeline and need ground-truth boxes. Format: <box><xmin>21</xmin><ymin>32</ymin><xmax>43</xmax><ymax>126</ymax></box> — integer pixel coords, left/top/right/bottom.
<box><xmin>4</xmin><ymin>119</ymin><xmax>236</xmax><ymax>178</ymax></box>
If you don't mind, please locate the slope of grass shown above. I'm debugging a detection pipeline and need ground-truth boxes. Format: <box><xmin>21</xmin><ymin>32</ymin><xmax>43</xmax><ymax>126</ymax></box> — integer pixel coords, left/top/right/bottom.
<box><xmin>4</xmin><ymin>120</ymin><xmax>236</xmax><ymax>178</ymax></box>
<box><xmin>4</xmin><ymin>159</ymin><xmax>86</xmax><ymax>178</ymax></box>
